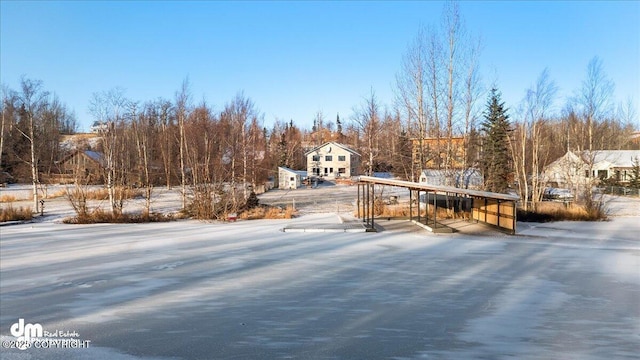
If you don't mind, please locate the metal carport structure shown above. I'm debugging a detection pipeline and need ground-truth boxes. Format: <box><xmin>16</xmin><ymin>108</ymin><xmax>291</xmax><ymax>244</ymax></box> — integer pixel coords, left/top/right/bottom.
<box><xmin>357</xmin><ymin>176</ymin><xmax>520</xmax><ymax>234</ymax></box>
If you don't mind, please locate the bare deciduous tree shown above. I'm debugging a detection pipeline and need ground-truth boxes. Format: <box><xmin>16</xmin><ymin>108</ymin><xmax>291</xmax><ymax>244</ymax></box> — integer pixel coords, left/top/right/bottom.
<box><xmin>353</xmin><ymin>89</ymin><xmax>383</xmax><ymax>176</ymax></box>
<box><xmin>395</xmin><ymin>26</ymin><xmax>428</xmax><ymax>180</ymax></box>
<box><xmin>16</xmin><ymin>77</ymin><xmax>49</xmax><ymax>213</ymax></box>
<box><xmin>395</xmin><ymin>1</ymin><xmax>483</xmax><ymax>182</ymax></box>
<box><xmin>175</xmin><ymin>78</ymin><xmax>192</xmax><ymax>211</ymax></box>
<box><xmin>512</xmin><ymin>69</ymin><xmax>558</xmax><ymax>210</ymax></box>
<box><xmin>89</xmin><ymin>87</ymin><xmax>129</xmax><ymax>215</ymax></box>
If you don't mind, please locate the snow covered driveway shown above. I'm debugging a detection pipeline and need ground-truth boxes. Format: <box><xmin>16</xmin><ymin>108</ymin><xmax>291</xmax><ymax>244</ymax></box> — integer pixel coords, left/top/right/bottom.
<box><xmin>1</xmin><ymin>214</ymin><xmax>639</xmax><ymax>359</ymax></box>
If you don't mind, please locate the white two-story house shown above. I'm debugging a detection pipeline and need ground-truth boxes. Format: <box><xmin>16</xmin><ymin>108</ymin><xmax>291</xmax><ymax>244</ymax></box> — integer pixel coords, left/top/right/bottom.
<box><xmin>305</xmin><ymin>142</ymin><xmax>361</xmax><ymax>180</ymax></box>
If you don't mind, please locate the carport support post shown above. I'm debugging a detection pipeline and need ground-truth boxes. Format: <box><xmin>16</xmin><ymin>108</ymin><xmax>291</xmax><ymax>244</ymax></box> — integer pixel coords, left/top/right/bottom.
<box><xmin>370</xmin><ymin>183</ymin><xmax>374</xmax><ymax>230</ymax></box>
<box><xmin>365</xmin><ymin>183</ymin><xmax>370</xmax><ymax>227</ymax></box>
<box><xmin>409</xmin><ymin>189</ymin><xmax>413</xmax><ymax>222</ymax></box>
<box><xmin>512</xmin><ymin>200</ymin><xmax>516</xmax><ymax>234</ymax></box>
<box><xmin>364</xmin><ymin>183</ymin><xmax>367</xmax><ymax>225</ymax></box>
<box><xmin>357</xmin><ymin>184</ymin><xmax>361</xmax><ymax>219</ymax></box>
<box><xmin>416</xmin><ymin>190</ymin><xmax>420</xmax><ymax>224</ymax></box>
<box><xmin>484</xmin><ymin>198</ymin><xmax>488</xmax><ymax>223</ymax></box>
<box><xmin>497</xmin><ymin>199</ymin><xmax>501</xmax><ymax>229</ymax></box>
<box><xmin>363</xmin><ymin>183</ymin><xmax>367</xmax><ymax>224</ymax></box>
<box><xmin>433</xmin><ymin>191</ymin><xmax>437</xmax><ymax>229</ymax></box>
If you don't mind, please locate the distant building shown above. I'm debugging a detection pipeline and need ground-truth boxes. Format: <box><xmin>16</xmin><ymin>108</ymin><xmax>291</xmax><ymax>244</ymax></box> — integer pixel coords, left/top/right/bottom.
<box><xmin>411</xmin><ymin>137</ymin><xmax>467</xmax><ymax>173</ymax></box>
<box><xmin>278</xmin><ymin>167</ymin><xmax>307</xmax><ymax>189</ymax></box>
<box><xmin>90</xmin><ymin>121</ymin><xmax>108</xmax><ymax>133</ymax></box>
<box><xmin>419</xmin><ymin>168</ymin><xmax>483</xmax><ymax>189</ymax></box>
<box><xmin>305</xmin><ymin>142</ymin><xmax>361</xmax><ymax>179</ymax></box>
<box><xmin>543</xmin><ymin>150</ymin><xmax>640</xmax><ymax>188</ymax></box>
<box><xmin>52</xmin><ymin>150</ymin><xmax>106</xmax><ymax>184</ymax></box>
<box><xmin>630</xmin><ymin>131</ymin><xmax>640</xmax><ymax>146</ymax></box>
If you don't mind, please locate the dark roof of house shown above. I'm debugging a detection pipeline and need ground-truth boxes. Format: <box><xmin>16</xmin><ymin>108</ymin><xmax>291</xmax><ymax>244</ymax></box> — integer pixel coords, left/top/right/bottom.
<box><xmin>58</xmin><ymin>150</ymin><xmax>106</xmax><ymax>167</ymax></box>
<box><xmin>84</xmin><ymin>151</ymin><xmax>105</xmax><ymax>163</ymax></box>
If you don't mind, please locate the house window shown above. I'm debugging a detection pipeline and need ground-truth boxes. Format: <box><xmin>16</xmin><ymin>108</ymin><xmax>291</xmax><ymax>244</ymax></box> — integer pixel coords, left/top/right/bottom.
<box><xmin>585</xmin><ymin>170</ymin><xmax>590</xmax><ymax>178</ymax></box>
<box><xmin>313</xmin><ymin>167</ymin><xmax>320</xmax><ymax>175</ymax></box>
<box><xmin>338</xmin><ymin>168</ymin><xmax>346</xmax><ymax>174</ymax></box>
<box><xmin>329</xmin><ymin>167</ymin><xmax>334</xmax><ymax>174</ymax></box>
<box><xmin>312</xmin><ymin>155</ymin><xmax>320</xmax><ymax>162</ymax></box>
<box><xmin>597</xmin><ymin>170</ymin><xmax>608</xmax><ymax>179</ymax></box>
<box><xmin>325</xmin><ymin>155</ymin><xmax>333</xmax><ymax>161</ymax></box>
<box><xmin>338</xmin><ymin>155</ymin><xmax>346</xmax><ymax>161</ymax></box>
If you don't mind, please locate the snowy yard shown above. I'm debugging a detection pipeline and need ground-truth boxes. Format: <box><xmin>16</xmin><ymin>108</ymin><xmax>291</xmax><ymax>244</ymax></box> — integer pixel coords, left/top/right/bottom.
<box><xmin>1</xmin><ymin>184</ymin><xmax>639</xmax><ymax>359</ymax></box>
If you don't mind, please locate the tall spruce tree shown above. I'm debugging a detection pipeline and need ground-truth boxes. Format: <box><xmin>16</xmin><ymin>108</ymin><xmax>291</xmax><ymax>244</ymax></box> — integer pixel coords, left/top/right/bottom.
<box><xmin>481</xmin><ymin>88</ymin><xmax>512</xmax><ymax>193</ymax></box>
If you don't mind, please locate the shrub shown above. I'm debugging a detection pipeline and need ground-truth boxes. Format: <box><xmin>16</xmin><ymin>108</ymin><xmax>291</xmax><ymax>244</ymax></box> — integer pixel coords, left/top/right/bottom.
<box><xmin>243</xmin><ymin>191</ymin><xmax>260</xmax><ymax>210</ymax></box>
<box><xmin>63</xmin><ymin>209</ymin><xmax>176</xmax><ymax>224</ymax></box>
<box><xmin>188</xmin><ymin>185</ymin><xmax>216</xmax><ymax>219</ymax></box>
<box><xmin>239</xmin><ymin>205</ymin><xmax>296</xmax><ymax>220</ymax></box>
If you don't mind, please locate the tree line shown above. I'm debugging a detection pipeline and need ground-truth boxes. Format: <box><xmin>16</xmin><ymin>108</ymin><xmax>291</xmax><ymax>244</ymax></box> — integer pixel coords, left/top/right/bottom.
<box><xmin>1</xmin><ymin>2</ymin><xmax>638</xmax><ymax>217</ymax></box>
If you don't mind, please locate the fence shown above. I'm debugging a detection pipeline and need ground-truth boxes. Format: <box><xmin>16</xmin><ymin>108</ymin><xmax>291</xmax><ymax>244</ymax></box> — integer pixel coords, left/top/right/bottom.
<box><xmin>600</xmin><ymin>186</ymin><xmax>640</xmax><ymax>196</ymax></box>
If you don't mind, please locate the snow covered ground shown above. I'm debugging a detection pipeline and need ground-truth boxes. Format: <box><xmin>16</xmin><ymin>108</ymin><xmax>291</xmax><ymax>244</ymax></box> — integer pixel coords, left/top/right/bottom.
<box><xmin>1</xmin><ymin>184</ymin><xmax>639</xmax><ymax>359</ymax></box>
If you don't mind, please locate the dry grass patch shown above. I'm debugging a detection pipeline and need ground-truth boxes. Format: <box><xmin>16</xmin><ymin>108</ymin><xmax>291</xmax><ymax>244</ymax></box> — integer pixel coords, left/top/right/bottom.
<box><xmin>355</xmin><ymin>203</ymin><xmax>469</xmax><ymax>220</ymax></box>
<box><xmin>518</xmin><ymin>201</ymin><xmax>607</xmax><ymax>222</ymax></box>
<box><xmin>63</xmin><ymin>209</ymin><xmax>176</xmax><ymax>224</ymax></box>
<box><xmin>0</xmin><ymin>205</ymin><xmax>33</xmax><ymax>222</ymax></box>
<box><xmin>47</xmin><ymin>188</ymin><xmax>68</xmax><ymax>199</ymax></box>
<box><xmin>240</xmin><ymin>205</ymin><xmax>296</xmax><ymax>220</ymax></box>
<box><xmin>0</xmin><ymin>195</ymin><xmax>18</xmax><ymax>203</ymax></box>
<box><xmin>82</xmin><ymin>187</ymin><xmax>142</xmax><ymax>200</ymax></box>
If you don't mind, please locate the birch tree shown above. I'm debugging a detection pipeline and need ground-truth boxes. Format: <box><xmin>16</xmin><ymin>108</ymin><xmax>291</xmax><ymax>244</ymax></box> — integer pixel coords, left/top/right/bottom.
<box><xmin>575</xmin><ymin>57</ymin><xmax>614</xmax><ymax>212</ymax></box>
<box><xmin>579</xmin><ymin>57</ymin><xmax>615</xmax><ymax>153</ymax></box>
<box><xmin>395</xmin><ymin>26</ymin><xmax>428</xmax><ymax>180</ymax></box>
<box><xmin>0</xmin><ymin>85</ymin><xmax>13</xmax><ymax>173</ymax></box>
<box><xmin>16</xmin><ymin>77</ymin><xmax>49</xmax><ymax>213</ymax></box>
<box><xmin>513</xmin><ymin>69</ymin><xmax>558</xmax><ymax>210</ymax></box>
<box><xmin>395</xmin><ymin>1</ymin><xmax>483</xmax><ymax>181</ymax></box>
<box><xmin>89</xmin><ymin>87</ymin><xmax>128</xmax><ymax>215</ymax></box>
<box><xmin>443</xmin><ymin>1</ymin><xmax>460</xmax><ymax>174</ymax></box>
<box><xmin>175</xmin><ymin>78</ymin><xmax>192</xmax><ymax>211</ymax></box>
<box><xmin>353</xmin><ymin>89</ymin><xmax>383</xmax><ymax>176</ymax></box>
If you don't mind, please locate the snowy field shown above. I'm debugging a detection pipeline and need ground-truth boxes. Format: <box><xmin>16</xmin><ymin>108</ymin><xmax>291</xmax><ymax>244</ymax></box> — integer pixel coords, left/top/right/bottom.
<box><xmin>1</xmin><ymin>184</ymin><xmax>639</xmax><ymax>359</ymax></box>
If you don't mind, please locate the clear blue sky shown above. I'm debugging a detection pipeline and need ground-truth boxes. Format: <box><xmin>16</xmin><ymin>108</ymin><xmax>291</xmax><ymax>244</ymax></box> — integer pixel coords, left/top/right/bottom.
<box><xmin>2</xmin><ymin>1</ymin><xmax>639</xmax><ymax>132</ymax></box>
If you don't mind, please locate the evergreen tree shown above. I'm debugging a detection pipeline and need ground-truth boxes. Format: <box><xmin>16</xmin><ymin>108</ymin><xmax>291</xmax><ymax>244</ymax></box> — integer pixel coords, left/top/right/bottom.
<box><xmin>480</xmin><ymin>88</ymin><xmax>512</xmax><ymax>193</ymax></box>
<box><xmin>243</xmin><ymin>191</ymin><xmax>260</xmax><ymax>210</ymax></box>
<box><xmin>278</xmin><ymin>132</ymin><xmax>288</xmax><ymax>167</ymax></box>
<box><xmin>336</xmin><ymin>113</ymin><xmax>345</xmax><ymax>142</ymax></box>
<box><xmin>393</xmin><ymin>128</ymin><xmax>413</xmax><ymax>180</ymax></box>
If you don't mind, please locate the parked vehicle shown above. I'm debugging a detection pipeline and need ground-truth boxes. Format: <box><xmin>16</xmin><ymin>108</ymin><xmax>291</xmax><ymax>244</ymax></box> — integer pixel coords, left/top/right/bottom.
<box><xmin>543</xmin><ymin>187</ymin><xmax>574</xmax><ymax>201</ymax></box>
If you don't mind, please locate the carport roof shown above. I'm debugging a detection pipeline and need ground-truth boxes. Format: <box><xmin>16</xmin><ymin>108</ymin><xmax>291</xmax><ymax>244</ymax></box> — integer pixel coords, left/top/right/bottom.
<box><xmin>359</xmin><ymin>176</ymin><xmax>520</xmax><ymax>202</ymax></box>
